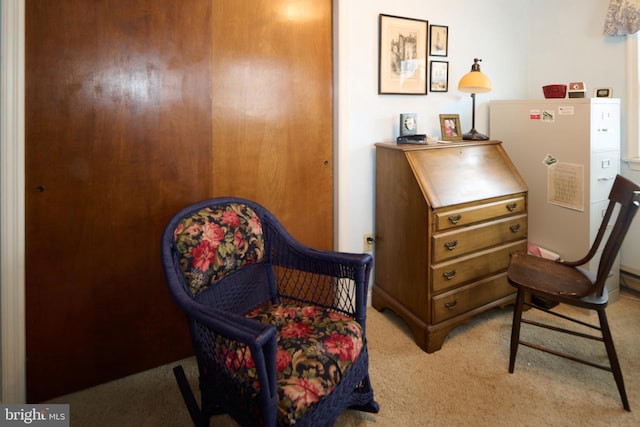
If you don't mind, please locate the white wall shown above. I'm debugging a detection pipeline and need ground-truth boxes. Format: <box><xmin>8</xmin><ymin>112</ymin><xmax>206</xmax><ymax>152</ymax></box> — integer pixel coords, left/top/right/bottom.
<box><xmin>337</xmin><ymin>0</ymin><xmax>530</xmax><ymax>253</ymax></box>
<box><xmin>528</xmin><ymin>0</ymin><xmax>640</xmax><ymax>271</ymax></box>
<box><xmin>525</xmin><ymin>0</ymin><xmax>636</xmax><ymax>272</ymax></box>
<box><xmin>337</xmin><ymin>0</ymin><xmax>640</xmax><ymax>274</ymax></box>
<box><xmin>527</xmin><ymin>0</ymin><xmax>627</xmax><ymax>139</ymax></box>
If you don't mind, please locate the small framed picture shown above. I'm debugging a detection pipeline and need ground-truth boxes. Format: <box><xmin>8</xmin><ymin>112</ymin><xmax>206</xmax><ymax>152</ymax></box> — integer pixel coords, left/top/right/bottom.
<box><xmin>378</xmin><ymin>14</ymin><xmax>428</xmax><ymax>95</ymax></box>
<box><xmin>429</xmin><ymin>25</ymin><xmax>448</xmax><ymax>57</ymax></box>
<box><xmin>439</xmin><ymin>114</ymin><xmax>462</xmax><ymax>141</ymax></box>
<box><xmin>430</xmin><ymin>61</ymin><xmax>448</xmax><ymax>92</ymax></box>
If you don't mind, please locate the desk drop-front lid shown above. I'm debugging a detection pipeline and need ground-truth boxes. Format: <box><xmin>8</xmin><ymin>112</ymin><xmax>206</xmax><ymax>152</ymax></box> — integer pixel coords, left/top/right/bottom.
<box><xmin>388</xmin><ymin>141</ymin><xmax>527</xmax><ymax>208</ymax></box>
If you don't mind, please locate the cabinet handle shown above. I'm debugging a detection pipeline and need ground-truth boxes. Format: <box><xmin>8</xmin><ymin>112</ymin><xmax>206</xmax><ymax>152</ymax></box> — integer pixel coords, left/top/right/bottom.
<box><xmin>444</xmin><ymin>300</ymin><xmax>458</xmax><ymax>310</ymax></box>
<box><xmin>443</xmin><ymin>270</ymin><xmax>457</xmax><ymax>280</ymax></box>
<box><xmin>597</xmin><ymin>176</ymin><xmax>615</xmax><ymax>182</ymax></box>
<box><xmin>509</xmin><ymin>224</ymin><xmax>521</xmax><ymax>233</ymax></box>
<box><xmin>506</xmin><ymin>202</ymin><xmax>517</xmax><ymax>212</ymax></box>
<box><xmin>444</xmin><ymin>240</ymin><xmax>458</xmax><ymax>251</ymax></box>
<box><xmin>448</xmin><ymin>214</ymin><xmax>462</xmax><ymax>224</ymax></box>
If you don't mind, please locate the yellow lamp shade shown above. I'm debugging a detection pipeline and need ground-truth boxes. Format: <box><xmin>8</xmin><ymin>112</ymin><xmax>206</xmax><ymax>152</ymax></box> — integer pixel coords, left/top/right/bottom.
<box><xmin>458</xmin><ymin>58</ymin><xmax>492</xmax><ymax>93</ymax></box>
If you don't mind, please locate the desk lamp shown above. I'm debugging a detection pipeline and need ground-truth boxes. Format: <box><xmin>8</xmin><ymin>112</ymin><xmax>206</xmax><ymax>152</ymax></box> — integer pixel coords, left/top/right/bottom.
<box><xmin>458</xmin><ymin>58</ymin><xmax>492</xmax><ymax>140</ymax></box>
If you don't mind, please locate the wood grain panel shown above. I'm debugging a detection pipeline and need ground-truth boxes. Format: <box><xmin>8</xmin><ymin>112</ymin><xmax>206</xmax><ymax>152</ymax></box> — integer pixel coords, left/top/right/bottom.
<box><xmin>211</xmin><ymin>0</ymin><xmax>333</xmax><ymax>250</ymax></box>
<box><xmin>373</xmin><ymin>142</ymin><xmax>527</xmax><ymax>353</ymax></box>
<box><xmin>25</xmin><ymin>0</ymin><xmax>213</xmax><ymax>402</ymax></box>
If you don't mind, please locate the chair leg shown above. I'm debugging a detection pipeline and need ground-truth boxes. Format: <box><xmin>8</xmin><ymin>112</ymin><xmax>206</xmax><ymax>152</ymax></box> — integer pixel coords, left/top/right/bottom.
<box><xmin>598</xmin><ymin>309</ymin><xmax>630</xmax><ymax>411</ymax></box>
<box><xmin>349</xmin><ymin>374</ymin><xmax>380</xmax><ymax>413</ymax></box>
<box><xmin>509</xmin><ymin>289</ymin><xmax>525</xmax><ymax>373</ymax></box>
<box><xmin>173</xmin><ymin>365</ymin><xmax>210</xmax><ymax>427</ymax></box>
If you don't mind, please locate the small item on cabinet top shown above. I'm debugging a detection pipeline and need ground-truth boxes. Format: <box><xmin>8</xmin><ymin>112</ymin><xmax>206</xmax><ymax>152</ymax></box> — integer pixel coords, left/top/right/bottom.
<box><xmin>398</xmin><ymin>113</ymin><xmax>427</xmax><ymax>144</ymax></box>
<box><xmin>568</xmin><ymin>81</ymin><xmax>586</xmax><ymax>98</ymax></box>
<box><xmin>542</xmin><ymin>84</ymin><xmax>566</xmax><ymax>99</ymax></box>
<box><xmin>397</xmin><ymin>134</ymin><xmax>427</xmax><ymax>144</ymax></box>
<box><xmin>594</xmin><ymin>87</ymin><xmax>613</xmax><ymax>98</ymax></box>
<box><xmin>399</xmin><ymin>113</ymin><xmax>418</xmax><ymax>137</ymax></box>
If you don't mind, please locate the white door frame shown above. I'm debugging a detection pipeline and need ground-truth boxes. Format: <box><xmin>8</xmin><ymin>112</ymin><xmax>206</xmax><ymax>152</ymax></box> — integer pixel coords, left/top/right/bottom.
<box><xmin>1</xmin><ymin>0</ymin><xmax>26</xmax><ymax>403</ymax></box>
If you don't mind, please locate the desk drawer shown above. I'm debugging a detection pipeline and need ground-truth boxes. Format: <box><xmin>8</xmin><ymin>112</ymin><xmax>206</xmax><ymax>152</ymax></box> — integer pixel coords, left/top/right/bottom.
<box><xmin>432</xmin><ymin>214</ymin><xmax>527</xmax><ymax>263</ymax></box>
<box><xmin>431</xmin><ymin>240</ymin><xmax>526</xmax><ymax>293</ymax></box>
<box><xmin>432</xmin><ymin>273</ymin><xmax>515</xmax><ymax>324</ymax></box>
<box><xmin>435</xmin><ymin>196</ymin><xmax>526</xmax><ymax>231</ymax></box>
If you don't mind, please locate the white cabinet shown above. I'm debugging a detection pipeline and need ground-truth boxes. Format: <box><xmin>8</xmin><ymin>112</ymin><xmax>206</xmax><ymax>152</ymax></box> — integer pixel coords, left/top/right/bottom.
<box><xmin>489</xmin><ymin>98</ymin><xmax>621</xmax><ymax>299</ymax></box>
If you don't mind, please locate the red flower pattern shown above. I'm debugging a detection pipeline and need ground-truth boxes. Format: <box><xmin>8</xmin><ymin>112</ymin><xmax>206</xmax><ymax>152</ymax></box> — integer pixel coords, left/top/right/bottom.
<box><xmin>202</xmin><ymin>221</ymin><xmax>224</xmax><ymax>247</ymax></box>
<box><xmin>190</xmin><ymin>241</ymin><xmax>216</xmax><ymax>272</ymax></box>
<box><xmin>324</xmin><ymin>332</ymin><xmax>355</xmax><ymax>362</ymax></box>
<box><xmin>248</xmin><ymin>214</ymin><xmax>262</xmax><ymax>235</ymax></box>
<box><xmin>222</xmin><ymin>210</ymin><xmax>241</xmax><ymax>227</ymax></box>
<box><xmin>245</xmin><ymin>303</ymin><xmax>364</xmax><ymax>424</ymax></box>
<box><xmin>282</xmin><ymin>377</ymin><xmax>323</xmax><ymax>408</ymax></box>
<box><xmin>276</xmin><ymin>349</ymin><xmax>291</xmax><ymax>372</ymax></box>
<box><xmin>174</xmin><ymin>204</ymin><xmax>265</xmax><ymax>295</ymax></box>
<box><xmin>281</xmin><ymin>321</ymin><xmax>312</xmax><ymax>339</ymax></box>
<box><xmin>234</xmin><ymin>230</ymin><xmax>245</xmax><ymax>249</ymax></box>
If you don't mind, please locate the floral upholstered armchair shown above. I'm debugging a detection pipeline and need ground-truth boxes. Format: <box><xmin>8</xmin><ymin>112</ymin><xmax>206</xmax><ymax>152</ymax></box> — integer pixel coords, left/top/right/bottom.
<box><xmin>161</xmin><ymin>198</ymin><xmax>379</xmax><ymax>426</ymax></box>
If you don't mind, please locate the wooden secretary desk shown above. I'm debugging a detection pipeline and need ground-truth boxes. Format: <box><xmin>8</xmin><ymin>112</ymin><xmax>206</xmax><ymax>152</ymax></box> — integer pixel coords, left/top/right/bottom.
<box><xmin>373</xmin><ymin>140</ymin><xmax>528</xmax><ymax>353</ymax></box>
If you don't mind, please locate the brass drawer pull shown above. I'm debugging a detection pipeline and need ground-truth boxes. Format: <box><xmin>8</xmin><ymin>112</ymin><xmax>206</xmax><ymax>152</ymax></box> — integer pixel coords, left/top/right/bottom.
<box><xmin>510</xmin><ymin>224</ymin><xmax>521</xmax><ymax>233</ymax></box>
<box><xmin>444</xmin><ymin>300</ymin><xmax>458</xmax><ymax>310</ymax></box>
<box><xmin>506</xmin><ymin>202</ymin><xmax>517</xmax><ymax>212</ymax></box>
<box><xmin>444</xmin><ymin>240</ymin><xmax>458</xmax><ymax>251</ymax></box>
<box><xmin>443</xmin><ymin>270</ymin><xmax>457</xmax><ymax>280</ymax></box>
<box><xmin>448</xmin><ymin>214</ymin><xmax>462</xmax><ymax>224</ymax></box>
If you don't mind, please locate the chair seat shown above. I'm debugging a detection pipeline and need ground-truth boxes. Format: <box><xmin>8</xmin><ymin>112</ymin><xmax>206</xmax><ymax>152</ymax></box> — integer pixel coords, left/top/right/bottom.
<box><xmin>508</xmin><ymin>252</ymin><xmax>600</xmax><ymax>301</ymax></box>
<box><xmin>245</xmin><ymin>303</ymin><xmax>364</xmax><ymax>425</ymax></box>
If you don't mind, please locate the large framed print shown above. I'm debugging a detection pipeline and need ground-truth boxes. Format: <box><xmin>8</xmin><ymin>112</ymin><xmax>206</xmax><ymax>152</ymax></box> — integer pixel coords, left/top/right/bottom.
<box><xmin>378</xmin><ymin>14</ymin><xmax>428</xmax><ymax>95</ymax></box>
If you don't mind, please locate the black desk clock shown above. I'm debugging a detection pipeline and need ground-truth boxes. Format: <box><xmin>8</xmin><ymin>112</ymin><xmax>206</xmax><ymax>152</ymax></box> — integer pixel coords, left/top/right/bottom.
<box><xmin>400</xmin><ymin>113</ymin><xmax>418</xmax><ymax>136</ymax></box>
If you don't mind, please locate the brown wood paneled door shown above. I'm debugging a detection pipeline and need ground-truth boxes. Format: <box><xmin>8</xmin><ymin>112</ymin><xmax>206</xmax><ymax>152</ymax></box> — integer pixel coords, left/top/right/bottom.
<box><xmin>25</xmin><ymin>0</ymin><xmax>213</xmax><ymax>402</ymax></box>
<box><xmin>211</xmin><ymin>0</ymin><xmax>334</xmax><ymax>250</ymax></box>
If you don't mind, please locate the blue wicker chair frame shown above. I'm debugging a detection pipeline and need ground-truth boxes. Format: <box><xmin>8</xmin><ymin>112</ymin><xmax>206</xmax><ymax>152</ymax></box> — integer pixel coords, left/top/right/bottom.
<box><xmin>161</xmin><ymin>197</ymin><xmax>379</xmax><ymax>426</ymax></box>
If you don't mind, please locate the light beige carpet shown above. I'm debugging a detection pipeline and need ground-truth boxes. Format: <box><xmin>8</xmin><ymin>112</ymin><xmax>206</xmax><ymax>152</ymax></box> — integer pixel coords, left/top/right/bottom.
<box><xmin>48</xmin><ymin>292</ymin><xmax>640</xmax><ymax>426</ymax></box>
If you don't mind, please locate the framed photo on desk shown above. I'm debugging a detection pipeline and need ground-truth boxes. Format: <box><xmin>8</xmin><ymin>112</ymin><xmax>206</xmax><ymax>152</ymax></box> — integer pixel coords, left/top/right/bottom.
<box><xmin>439</xmin><ymin>114</ymin><xmax>462</xmax><ymax>141</ymax></box>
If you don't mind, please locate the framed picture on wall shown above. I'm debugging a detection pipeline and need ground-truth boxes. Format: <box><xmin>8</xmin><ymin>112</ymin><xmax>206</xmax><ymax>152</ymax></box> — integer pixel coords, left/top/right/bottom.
<box><xmin>378</xmin><ymin>14</ymin><xmax>428</xmax><ymax>95</ymax></box>
<box><xmin>429</xmin><ymin>25</ymin><xmax>448</xmax><ymax>57</ymax></box>
<box><xmin>439</xmin><ymin>114</ymin><xmax>462</xmax><ymax>141</ymax></box>
<box><xmin>430</xmin><ymin>60</ymin><xmax>448</xmax><ymax>92</ymax></box>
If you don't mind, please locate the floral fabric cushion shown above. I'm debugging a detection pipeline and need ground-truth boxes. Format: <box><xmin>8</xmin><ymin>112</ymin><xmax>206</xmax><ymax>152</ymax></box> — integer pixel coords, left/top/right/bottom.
<box><xmin>241</xmin><ymin>304</ymin><xmax>364</xmax><ymax>426</ymax></box>
<box><xmin>172</xmin><ymin>203</ymin><xmax>265</xmax><ymax>296</ymax></box>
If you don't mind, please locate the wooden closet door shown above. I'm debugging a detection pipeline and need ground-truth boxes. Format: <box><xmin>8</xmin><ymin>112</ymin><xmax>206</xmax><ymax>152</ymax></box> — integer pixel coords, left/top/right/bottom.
<box><xmin>25</xmin><ymin>0</ymin><xmax>213</xmax><ymax>402</ymax></box>
<box><xmin>211</xmin><ymin>0</ymin><xmax>334</xmax><ymax>250</ymax></box>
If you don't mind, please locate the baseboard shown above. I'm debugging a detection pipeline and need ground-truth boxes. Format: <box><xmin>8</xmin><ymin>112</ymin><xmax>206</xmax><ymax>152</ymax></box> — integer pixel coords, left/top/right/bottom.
<box><xmin>620</xmin><ymin>266</ymin><xmax>640</xmax><ymax>293</ymax></box>
<box><xmin>621</xmin><ymin>264</ymin><xmax>640</xmax><ymax>277</ymax></box>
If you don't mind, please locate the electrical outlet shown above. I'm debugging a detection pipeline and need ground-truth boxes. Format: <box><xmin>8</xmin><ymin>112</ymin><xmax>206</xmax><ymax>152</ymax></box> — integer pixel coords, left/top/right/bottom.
<box><xmin>363</xmin><ymin>233</ymin><xmax>374</xmax><ymax>252</ymax></box>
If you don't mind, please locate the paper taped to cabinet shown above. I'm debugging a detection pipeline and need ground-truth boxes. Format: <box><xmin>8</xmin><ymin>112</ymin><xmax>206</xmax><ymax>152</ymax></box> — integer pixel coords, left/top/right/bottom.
<box><xmin>547</xmin><ymin>162</ymin><xmax>584</xmax><ymax>211</ymax></box>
